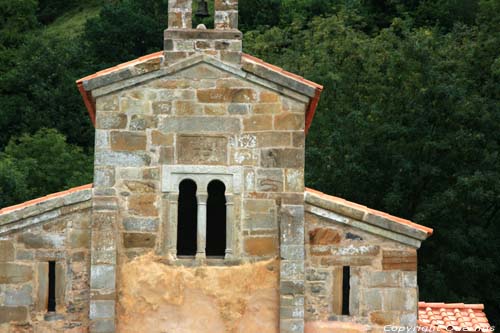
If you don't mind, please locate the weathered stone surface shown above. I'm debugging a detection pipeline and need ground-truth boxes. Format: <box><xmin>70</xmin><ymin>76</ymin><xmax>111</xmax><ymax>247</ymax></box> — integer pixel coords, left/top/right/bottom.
<box><xmin>382</xmin><ymin>250</ymin><xmax>417</xmax><ymax>271</ymax></box>
<box><xmin>159</xmin><ymin>147</ymin><xmax>174</xmax><ymax>164</ymax></box>
<box><xmin>0</xmin><ymin>306</ymin><xmax>28</xmax><ymax>324</ymax></box>
<box><xmin>0</xmin><ymin>263</ymin><xmax>32</xmax><ymax>283</ymax></box>
<box><xmin>173</xmin><ymin>101</ymin><xmax>202</xmax><ymax>115</ymax></box>
<box><xmin>305</xmin><ymin>321</ymin><xmax>370</xmax><ymax>333</ymax></box>
<box><xmin>244</xmin><ymin>237</ymin><xmax>277</xmax><ymax>256</ymax></box>
<box><xmin>96</xmin><ymin>95</ymin><xmax>119</xmax><ymax>112</ymax></box>
<box><xmin>4</xmin><ymin>285</ymin><xmax>33</xmax><ymax>306</ymax></box>
<box><xmin>308</xmin><ymin>228</ymin><xmax>341</xmax><ymax>245</ymax></box>
<box><xmin>122</xmin><ymin>217</ymin><xmax>158</xmax><ymax>232</ymax></box>
<box><xmin>90</xmin><ymin>300</ymin><xmax>115</xmax><ymax>319</ymax></box>
<box><xmin>110</xmin><ymin>131</ymin><xmax>147</xmax><ymax>151</ymax></box>
<box><xmin>151</xmin><ymin>131</ymin><xmax>173</xmax><ymax>147</ymax></box>
<box><xmin>128</xmin><ymin>194</ymin><xmax>158</xmax><ymax>217</ymax></box>
<box><xmin>0</xmin><ymin>241</ymin><xmax>15</xmax><ymax>262</ymax></box>
<box><xmin>18</xmin><ymin>233</ymin><xmax>65</xmax><ymax>249</ymax></box>
<box><xmin>120</xmin><ymin>98</ymin><xmax>150</xmax><ymax>114</ymax></box>
<box><xmin>243</xmin><ymin>199</ymin><xmax>277</xmax><ymax>230</ymax></box>
<box><xmin>280</xmin><ymin>206</ymin><xmax>305</xmax><ymax>246</ymax></box>
<box><xmin>123</xmin><ymin>180</ymin><xmax>156</xmax><ymax>193</ymax></box>
<box><xmin>253</xmin><ymin>103</ymin><xmax>281</xmax><ymax>114</ymax></box>
<box><xmin>370</xmin><ymin>311</ymin><xmax>400</xmax><ymax>326</ymax></box>
<box><xmin>256</xmin><ymin>169</ymin><xmax>283</xmax><ymax>192</ymax></box>
<box><xmin>123</xmin><ymin>233</ymin><xmax>156</xmax><ymax>248</ymax></box>
<box><xmin>94</xmin><ymin>167</ymin><xmax>115</xmax><ymax>187</ymax></box>
<box><xmin>96</xmin><ymin>113</ymin><xmax>127</xmax><ymax>129</ymax></box>
<box><xmin>91</xmin><ymin>265</ymin><xmax>115</xmax><ymax>290</ymax></box>
<box><xmin>275</xmin><ymin>113</ymin><xmax>304</xmax><ymax>130</ymax></box>
<box><xmin>70</xmin><ymin>229</ymin><xmax>90</xmax><ymax>248</ymax></box>
<box><xmin>260</xmin><ymin>92</ymin><xmax>279</xmax><ymax>103</ymax></box>
<box><xmin>228</xmin><ymin>104</ymin><xmax>249</xmax><ymax>115</ymax></box>
<box><xmin>95</xmin><ymin>151</ymin><xmax>151</xmax><ymax>167</ymax></box>
<box><xmin>364</xmin><ymin>271</ymin><xmax>401</xmax><ymax>288</ymax></box>
<box><xmin>152</xmin><ymin>101</ymin><xmax>172</xmax><ymax>114</ymax></box>
<box><xmin>197</xmin><ymin>88</ymin><xmax>256</xmax><ymax>103</ymax></box>
<box><xmin>160</xmin><ymin>116</ymin><xmax>240</xmax><ymax>133</ymax></box>
<box><xmin>243</xmin><ymin>115</ymin><xmax>273</xmax><ymax>131</ymax></box>
<box><xmin>130</xmin><ymin>115</ymin><xmax>157</xmax><ymax>131</ymax></box>
<box><xmin>177</xmin><ymin>135</ymin><xmax>228</xmax><ymax>165</ymax></box>
<box><xmin>285</xmin><ymin>169</ymin><xmax>304</xmax><ymax>192</ymax></box>
<box><xmin>261</xmin><ymin>149</ymin><xmax>304</xmax><ymax>168</ymax></box>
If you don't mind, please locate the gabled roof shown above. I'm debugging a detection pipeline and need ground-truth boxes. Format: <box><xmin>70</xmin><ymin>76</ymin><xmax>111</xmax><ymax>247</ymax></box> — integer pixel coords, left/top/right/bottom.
<box><xmin>76</xmin><ymin>52</ymin><xmax>323</xmax><ymax>134</ymax></box>
<box><xmin>419</xmin><ymin>302</ymin><xmax>493</xmax><ymax>332</ymax></box>
<box><xmin>0</xmin><ymin>184</ymin><xmax>92</xmax><ymax>235</ymax></box>
<box><xmin>305</xmin><ymin>187</ymin><xmax>433</xmax><ymax>248</ymax></box>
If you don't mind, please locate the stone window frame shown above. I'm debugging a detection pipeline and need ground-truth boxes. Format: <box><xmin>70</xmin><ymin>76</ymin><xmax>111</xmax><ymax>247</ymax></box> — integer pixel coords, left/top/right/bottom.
<box><xmin>162</xmin><ymin>165</ymin><xmax>243</xmax><ymax>261</ymax></box>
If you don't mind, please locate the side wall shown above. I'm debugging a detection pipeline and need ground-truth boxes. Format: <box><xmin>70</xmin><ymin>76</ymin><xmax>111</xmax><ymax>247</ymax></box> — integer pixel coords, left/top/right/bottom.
<box><xmin>304</xmin><ymin>211</ymin><xmax>419</xmax><ymax>333</ymax></box>
<box><xmin>91</xmin><ymin>62</ymin><xmax>308</xmax><ymax>333</ymax></box>
<box><xmin>0</xmin><ymin>197</ymin><xmax>92</xmax><ymax>333</ymax></box>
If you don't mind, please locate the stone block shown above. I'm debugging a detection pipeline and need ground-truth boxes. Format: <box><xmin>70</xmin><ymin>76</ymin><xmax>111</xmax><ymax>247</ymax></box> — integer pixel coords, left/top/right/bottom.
<box><xmin>253</xmin><ymin>103</ymin><xmax>281</xmax><ymax>114</ymax></box>
<box><xmin>90</xmin><ymin>300</ymin><xmax>115</xmax><ymax>320</ymax></box>
<box><xmin>4</xmin><ymin>285</ymin><xmax>32</xmax><ymax>306</ymax></box>
<box><xmin>120</xmin><ymin>98</ymin><xmax>149</xmax><ymax>114</ymax></box>
<box><xmin>94</xmin><ymin>167</ymin><xmax>115</xmax><ymax>187</ymax></box>
<box><xmin>123</xmin><ymin>180</ymin><xmax>156</xmax><ymax>193</ymax></box>
<box><xmin>292</xmin><ymin>132</ymin><xmax>305</xmax><ymax>148</ymax></box>
<box><xmin>0</xmin><ymin>241</ymin><xmax>15</xmax><ymax>262</ymax></box>
<box><xmin>281</xmin><ymin>261</ymin><xmax>305</xmax><ymax>281</ymax></box>
<box><xmin>96</xmin><ymin>113</ymin><xmax>127</xmax><ymax>129</ymax></box>
<box><xmin>281</xmin><ymin>245</ymin><xmax>305</xmax><ymax>260</ymax></box>
<box><xmin>261</xmin><ymin>149</ymin><xmax>304</xmax><ymax>168</ymax></box>
<box><xmin>275</xmin><ymin>113</ymin><xmax>304</xmax><ymax>130</ymax></box>
<box><xmin>128</xmin><ymin>194</ymin><xmax>158</xmax><ymax>217</ymax></box>
<box><xmin>228</xmin><ymin>104</ymin><xmax>249</xmax><ymax>115</ymax></box>
<box><xmin>248</xmin><ymin>131</ymin><xmax>291</xmax><ymax>147</ymax></box>
<box><xmin>0</xmin><ymin>263</ymin><xmax>32</xmax><ymax>284</ymax></box>
<box><xmin>95</xmin><ymin>130</ymin><xmax>110</xmax><ymax>148</ymax></box>
<box><xmin>204</xmin><ymin>104</ymin><xmax>227</xmax><ymax>115</ymax></box>
<box><xmin>123</xmin><ymin>233</ymin><xmax>156</xmax><ymax>248</ymax></box>
<box><xmin>122</xmin><ymin>217</ymin><xmax>158</xmax><ymax>232</ymax></box>
<box><xmin>96</xmin><ymin>95</ymin><xmax>118</xmax><ymax>112</ymax></box>
<box><xmin>159</xmin><ymin>147</ymin><xmax>174</xmax><ymax>164</ymax></box>
<box><xmin>243</xmin><ymin>199</ymin><xmax>277</xmax><ymax>230</ymax></box>
<box><xmin>95</xmin><ymin>151</ymin><xmax>151</xmax><ymax>167</ymax></box>
<box><xmin>280</xmin><ymin>319</ymin><xmax>304</xmax><ymax>333</ymax></box>
<box><xmin>18</xmin><ymin>233</ymin><xmax>65</xmax><ymax>249</ymax></box>
<box><xmin>361</xmin><ymin>288</ymin><xmax>383</xmax><ymax>312</ymax></box>
<box><xmin>280</xmin><ymin>206</ymin><xmax>304</xmax><ymax>246</ymax></box>
<box><xmin>91</xmin><ymin>265</ymin><xmax>115</xmax><ymax>290</ymax></box>
<box><xmin>383</xmin><ymin>288</ymin><xmax>416</xmax><ymax>311</ymax></box>
<box><xmin>285</xmin><ymin>169</ymin><xmax>304</xmax><ymax>192</ymax></box>
<box><xmin>382</xmin><ymin>250</ymin><xmax>417</xmax><ymax>271</ymax></box>
<box><xmin>70</xmin><ymin>229</ymin><xmax>90</xmax><ymax>248</ymax></box>
<box><xmin>280</xmin><ymin>281</ymin><xmax>305</xmax><ymax>296</ymax></box>
<box><xmin>173</xmin><ymin>100</ymin><xmax>202</xmax><ymax>115</ymax></box>
<box><xmin>308</xmin><ymin>228</ymin><xmax>341</xmax><ymax>245</ymax></box>
<box><xmin>90</xmin><ymin>319</ymin><xmax>116</xmax><ymax>333</ymax></box>
<box><xmin>243</xmin><ymin>115</ymin><xmax>273</xmax><ymax>131</ymax></box>
<box><xmin>152</xmin><ymin>101</ymin><xmax>172</xmax><ymax>114</ymax></box>
<box><xmin>110</xmin><ymin>131</ymin><xmax>146</xmax><ymax>151</ymax></box>
<box><xmin>197</xmin><ymin>88</ymin><xmax>256</xmax><ymax>103</ymax></box>
<box><xmin>402</xmin><ymin>272</ymin><xmax>417</xmax><ymax>288</ymax></box>
<box><xmin>55</xmin><ymin>262</ymin><xmax>65</xmax><ymax>308</ymax></box>
<box><xmin>256</xmin><ymin>169</ymin><xmax>284</xmax><ymax>192</ymax></box>
<box><xmin>93</xmin><ymin>196</ymin><xmax>119</xmax><ymax>211</ymax></box>
<box><xmin>160</xmin><ymin>116</ymin><xmax>240</xmax><ymax>133</ymax></box>
<box><xmin>364</xmin><ymin>271</ymin><xmax>401</xmax><ymax>288</ymax></box>
<box><xmin>177</xmin><ymin>135</ymin><xmax>228</xmax><ymax>165</ymax></box>
<box><xmin>260</xmin><ymin>91</ymin><xmax>280</xmax><ymax>103</ymax></box>
<box><xmin>370</xmin><ymin>311</ymin><xmax>400</xmax><ymax>326</ymax></box>
<box><xmin>231</xmin><ymin>149</ymin><xmax>258</xmax><ymax>165</ymax></box>
<box><xmin>244</xmin><ymin>237</ymin><xmax>277</xmax><ymax>256</ymax></box>
<box><xmin>0</xmin><ymin>306</ymin><xmax>28</xmax><ymax>324</ymax></box>
<box><xmin>130</xmin><ymin>115</ymin><xmax>156</xmax><ymax>131</ymax></box>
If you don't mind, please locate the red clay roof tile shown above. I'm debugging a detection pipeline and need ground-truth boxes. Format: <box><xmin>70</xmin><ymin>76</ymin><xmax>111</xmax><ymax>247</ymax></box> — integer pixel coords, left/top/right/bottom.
<box><xmin>0</xmin><ymin>184</ymin><xmax>93</xmax><ymax>215</ymax></box>
<box><xmin>419</xmin><ymin>302</ymin><xmax>493</xmax><ymax>332</ymax></box>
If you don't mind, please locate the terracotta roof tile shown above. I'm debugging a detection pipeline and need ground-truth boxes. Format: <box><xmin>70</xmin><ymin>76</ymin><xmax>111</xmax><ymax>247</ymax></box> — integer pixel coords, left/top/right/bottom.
<box><xmin>419</xmin><ymin>302</ymin><xmax>493</xmax><ymax>332</ymax></box>
<box><xmin>305</xmin><ymin>187</ymin><xmax>434</xmax><ymax>236</ymax></box>
<box><xmin>0</xmin><ymin>184</ymin><xmax>93</xmax><ymax>216</ymax></box>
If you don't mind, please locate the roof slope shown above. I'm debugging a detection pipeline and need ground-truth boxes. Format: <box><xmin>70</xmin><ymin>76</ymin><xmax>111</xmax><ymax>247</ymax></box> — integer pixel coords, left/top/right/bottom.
<box><xmin>0</xmin><ymin>184</ymin><xmax>92</xmax><ymax>235</ymax></box>
<box><xmin>305</xmin><ymin>187</ymin><xmax>433</xmax><ymax>248</ymax></box>
<box><xmin>76</xmin><ymin>52</ymin><xmax>323</xmax><ymax>134</ymax></box>
<box><xmin>419</xmin><ymin>302</ymin><xmax>493</xmax><ymax>332</ymax></box>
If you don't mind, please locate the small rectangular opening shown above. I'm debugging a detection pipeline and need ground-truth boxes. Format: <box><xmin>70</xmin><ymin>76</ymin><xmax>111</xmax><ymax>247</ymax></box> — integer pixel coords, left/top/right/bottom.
<box><xmin>48</xmin><ymin>261</ymin><xmax>56</xmax><ymax>312</ymax></box>
<box><xmin>342</xmin><ymin>266</ymin><xmax>350</xmax><ymax>315</ymax></box>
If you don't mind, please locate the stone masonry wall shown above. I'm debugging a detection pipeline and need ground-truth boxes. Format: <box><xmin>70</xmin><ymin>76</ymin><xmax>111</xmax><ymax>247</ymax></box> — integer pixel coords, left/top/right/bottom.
<box><xmin>92</xmin><ymin>62</ymin><xmax>308</xmax><ymax>332</ymax></box>
<box><xmin>0</xmin><ymin>200</ymin><xmax>92</xmax><ymax>333</ymax></box>
<box><xmin>304</xmin><ymin>212</ymin><xmax>418</xmax><ymax>333</ymax></box>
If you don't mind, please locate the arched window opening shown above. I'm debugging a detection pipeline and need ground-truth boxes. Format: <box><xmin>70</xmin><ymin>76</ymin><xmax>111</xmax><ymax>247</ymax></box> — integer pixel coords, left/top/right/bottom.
<box><xmin>206</xmin><ymin>180</ymin><xmax>226</xmax><ymax>257</ymax></box>
<box><xmin>177</xmin><ymin>179</ymin><xmax>197</xmax><ymax>256</ymax></box>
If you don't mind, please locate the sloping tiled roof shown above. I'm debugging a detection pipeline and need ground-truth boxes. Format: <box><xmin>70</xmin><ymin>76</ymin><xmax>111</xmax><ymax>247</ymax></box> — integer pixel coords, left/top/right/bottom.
<box><xmin>76</xmin><ymin>52</ymin><xmax>323</xmax><ymax>134</ymax></box>
<box><xmin>0</xmin><ymin>184</ymin><xmax>93</xmax><ymax>216</ymax></box>
<box><xmin>305</xmin><ymin>187</ymin><xmax>433</xmax><ymax>236</ymax></box>
<box><xmin>418</xmin><ymin>302</ymin><xmax>493</xmax><ymax>332</ymax></box>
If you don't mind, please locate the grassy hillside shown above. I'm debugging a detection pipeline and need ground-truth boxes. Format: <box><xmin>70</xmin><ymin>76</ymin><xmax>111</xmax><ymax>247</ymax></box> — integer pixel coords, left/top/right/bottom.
<box><xmin>42</xmin><ymin>5</ymin><xmax>102</xmax><ymax>38</ymax></box>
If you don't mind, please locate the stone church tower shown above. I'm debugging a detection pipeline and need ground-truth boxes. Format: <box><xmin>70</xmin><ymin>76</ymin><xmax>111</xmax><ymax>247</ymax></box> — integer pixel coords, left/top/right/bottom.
<box><xmin>0</xmin><ymin>1</ymin><xmax>433</xmax><ymax>333</ymax></box>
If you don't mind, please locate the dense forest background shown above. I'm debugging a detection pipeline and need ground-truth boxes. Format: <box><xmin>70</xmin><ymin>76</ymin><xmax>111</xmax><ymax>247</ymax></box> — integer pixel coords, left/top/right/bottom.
<box><xmin>0</xmin><ymin>0</ymin><xmax>498</xmax><ymax>326</ymax></box>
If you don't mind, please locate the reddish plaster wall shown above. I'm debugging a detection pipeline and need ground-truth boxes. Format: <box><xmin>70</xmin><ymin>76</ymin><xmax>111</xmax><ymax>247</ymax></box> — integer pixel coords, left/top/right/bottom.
<box><xmin>116</xmin><ymin>255</ymin><xmax>279</xmax><ymax>333</ymax></box>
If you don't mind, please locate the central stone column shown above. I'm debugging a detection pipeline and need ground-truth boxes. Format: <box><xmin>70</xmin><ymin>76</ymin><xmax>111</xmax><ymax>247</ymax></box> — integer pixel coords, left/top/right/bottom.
<box><xmin>196</xmin><ymin>193</ymin><xmax>208</xmax><ymax>259</ymax></box>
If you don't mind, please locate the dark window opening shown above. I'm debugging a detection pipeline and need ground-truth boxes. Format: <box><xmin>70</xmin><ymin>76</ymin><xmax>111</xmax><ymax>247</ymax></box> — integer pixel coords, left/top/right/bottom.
<box><xmin>177</xmin><ymin>179</ymin><xmax>198</xmax><ymax>256</ymax></box>
<box><xmin>342</xmin><ymin>266</ymin><xmax>351</xmax><ymax>315</ymax></box>
<box><xmin>48</xmin><ymin>261</ymin><xmax>56</xmax><ymax>312</ymax></box>
<box><xmin>206</xmin><ymin>180</ymin><xmax>226</xmax><ymax>257</ymax></box>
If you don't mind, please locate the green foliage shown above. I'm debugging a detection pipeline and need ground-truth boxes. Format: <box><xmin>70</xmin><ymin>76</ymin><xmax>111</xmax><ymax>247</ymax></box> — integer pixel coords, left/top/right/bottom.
<box><xmin>0</xmin><ymin>0</ymin><xmax>38</xmax><ymax>47</ymax></box>
<box><xmin>37</xmin><ymin>0</ymin><xmax>79</xmax><ymax>24</ymax></box>
<box><xmin>0</xmin><ymin>129</ymin><xmax>93</xmax><ymax>207</ymax></box>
